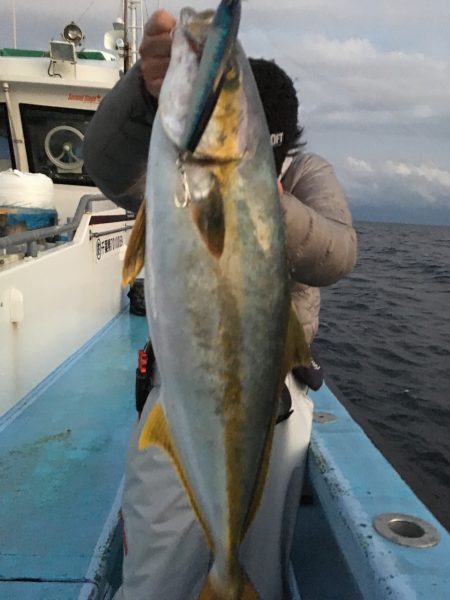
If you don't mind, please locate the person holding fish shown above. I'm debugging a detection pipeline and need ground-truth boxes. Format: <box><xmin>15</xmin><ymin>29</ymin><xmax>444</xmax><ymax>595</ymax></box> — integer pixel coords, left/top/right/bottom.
<box><xmin>85</xmin><ymin>2</ymin><xmax>357</xmax><ymax>599</ymax></box>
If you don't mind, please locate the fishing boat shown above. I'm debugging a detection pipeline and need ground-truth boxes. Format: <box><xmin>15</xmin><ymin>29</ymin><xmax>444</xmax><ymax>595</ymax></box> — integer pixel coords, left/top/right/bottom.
<box><xmin>0</xmin><ymin>10</ymin><xmax>136</xmax><ymax>597</ymax></box>
<box><xmin>1</xmin><ymin>5</ymin><xmax>449</xmax><ymax>600</ymax></box>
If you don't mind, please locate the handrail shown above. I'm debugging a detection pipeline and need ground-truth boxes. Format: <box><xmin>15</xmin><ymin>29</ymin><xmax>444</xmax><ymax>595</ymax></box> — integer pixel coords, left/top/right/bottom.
<box><xmin>0</xmin><ymin>194</ymin><xmax>115</xmax><ymax>257</ymax></box>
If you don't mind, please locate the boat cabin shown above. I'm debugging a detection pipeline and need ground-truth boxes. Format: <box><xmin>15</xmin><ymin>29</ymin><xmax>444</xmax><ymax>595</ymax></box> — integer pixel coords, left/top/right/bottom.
<box><xmin>0</xmin><ymin>46</ymin><xmax>121</xmax><ymax>221</ymax></box>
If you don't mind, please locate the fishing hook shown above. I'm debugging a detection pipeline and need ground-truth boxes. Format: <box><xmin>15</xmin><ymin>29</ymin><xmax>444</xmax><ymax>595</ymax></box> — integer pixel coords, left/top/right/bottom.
<box><xmin>174</xmin><ymin>156</ymin><xmax>192</xmax><ymax>208</ymax></box>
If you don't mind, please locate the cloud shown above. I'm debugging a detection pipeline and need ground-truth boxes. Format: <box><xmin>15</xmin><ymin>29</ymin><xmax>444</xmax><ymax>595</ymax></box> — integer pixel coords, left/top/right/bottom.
<box><xmin>346</xmin><ymin>158</ymin><xmax>375</xmax><ymax>176</ymax></box>
<box><xmin>344</xmin><ymin>156</ymin><xmax>450</xmax><ymax>208</ymax></box>
<box><xmin>243</xmin><ymin>0</ymin><xmax>450</xmax><ymax>41</ymax></box>
<box><xmin>273</xmin><ymin>34</ymin><xmax>450</xmax><ymax>139</ymax></box>
<box><xmin>239</xmin><ymin>3</ymin><xmax>450</xmax><ymax>146</ymax></box>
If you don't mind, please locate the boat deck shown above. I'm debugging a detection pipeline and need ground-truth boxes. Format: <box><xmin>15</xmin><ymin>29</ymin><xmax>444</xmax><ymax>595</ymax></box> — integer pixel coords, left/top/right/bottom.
<box><xmin>1</xmin><ymin>309</ymin><xmax>449</xmax><ymax>599</ymax></box>
<box><xmin>0</xmin><ymin>311</ymin><xmax>148</xmax><ymax>599</ymax></box>
<box><xmin>295</xmin><ymin>382</ymin><xmax>450</xmax><ymax>599</ymax></box>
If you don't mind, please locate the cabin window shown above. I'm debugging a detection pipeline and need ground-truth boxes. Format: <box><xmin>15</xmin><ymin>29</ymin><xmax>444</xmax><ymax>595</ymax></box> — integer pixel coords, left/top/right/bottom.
<box><xmin>0</xmin><ymin>103</ymin><xmax>14</xmax><ymax>172</ymax></box>
<box><xmin>20</xmin><ymin>104</ymin><xmax>95</xmax><ymax>186</ymax></box>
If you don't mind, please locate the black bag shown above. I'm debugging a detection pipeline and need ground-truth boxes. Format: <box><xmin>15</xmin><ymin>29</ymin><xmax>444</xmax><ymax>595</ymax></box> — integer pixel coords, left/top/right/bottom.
<box><xmin>128</xmin><ymin>278</ymin><xmax>146</xmax><ymax>316</ymax></box>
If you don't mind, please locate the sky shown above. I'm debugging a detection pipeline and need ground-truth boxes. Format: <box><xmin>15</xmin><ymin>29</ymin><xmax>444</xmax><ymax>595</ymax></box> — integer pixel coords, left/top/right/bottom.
<box><xmin>2</xmin><ymin>0</ymin><xmax>450</xmax><ymax>225</ymax></box>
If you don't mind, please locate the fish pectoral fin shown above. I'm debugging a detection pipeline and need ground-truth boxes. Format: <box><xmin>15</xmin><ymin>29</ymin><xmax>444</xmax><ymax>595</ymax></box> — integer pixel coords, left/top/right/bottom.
<box><xmin>122</xmin><ymin>201</ymin><xmax>146</xmax><ymax>287</ymax></box>
<box><xmin>139</xmin><ymin>402</ymin><xmax>214</xmax><ymax>551</ymax></box>
<box><xmin>191</xmin><ymin>182</ymin><xmax>225</xmax><ymax>258</ymax></box>
<box><xmin>198</xmin><ymin>568</ymin><xmax>260</xmax><ymax>600</ymax></box>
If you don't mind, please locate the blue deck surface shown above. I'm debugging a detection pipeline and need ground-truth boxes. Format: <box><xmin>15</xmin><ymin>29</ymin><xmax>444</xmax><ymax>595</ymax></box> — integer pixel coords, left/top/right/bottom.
<box><xmin>0</xmin><ymin>311</ymin><xmax>148</xmax><ymax>598</ymax></box>
<box><xmin>2</xmin><ymin>308</ymin><xmax>450</xmax><ymax>600</ymax></box>
<box><xmin>0</xmin><ymin>583</ymin><xmax>97</xmax><ymax>600</ymax></box>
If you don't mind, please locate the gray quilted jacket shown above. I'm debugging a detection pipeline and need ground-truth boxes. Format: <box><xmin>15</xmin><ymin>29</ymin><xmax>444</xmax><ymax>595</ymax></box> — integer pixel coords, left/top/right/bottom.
<box><xmin>84</xmin><ymin>64</ymin><xmax>357</xmax><ymax>344</ymax></box>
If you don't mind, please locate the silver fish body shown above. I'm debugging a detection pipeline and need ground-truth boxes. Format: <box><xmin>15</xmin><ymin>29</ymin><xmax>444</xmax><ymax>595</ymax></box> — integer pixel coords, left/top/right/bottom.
<box><xmin>141</xmin><ymin>7</ymin><xmax>293</xmax><ymax>598</ymax></box>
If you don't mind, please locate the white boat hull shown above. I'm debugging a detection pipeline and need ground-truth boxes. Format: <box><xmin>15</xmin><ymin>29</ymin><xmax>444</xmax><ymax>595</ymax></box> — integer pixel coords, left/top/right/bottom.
<box><xmin>0</xmin><ymin>208</ymin><xmax>133</xmax><ymax>416</ymax></box>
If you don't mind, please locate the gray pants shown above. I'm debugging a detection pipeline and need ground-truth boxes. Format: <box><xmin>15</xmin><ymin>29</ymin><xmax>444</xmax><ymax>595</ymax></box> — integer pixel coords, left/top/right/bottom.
<box><xmin>116</xmin><ymin>373</ymin><xmax>312</xmax><ymax>600</ymax></box>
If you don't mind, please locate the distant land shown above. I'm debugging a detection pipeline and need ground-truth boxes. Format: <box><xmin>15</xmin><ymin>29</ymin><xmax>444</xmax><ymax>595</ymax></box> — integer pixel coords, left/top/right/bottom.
<box><xmin>350</xmin><ymin>205</ymin><xmax>450</xmax><ymax>227</ymax></box>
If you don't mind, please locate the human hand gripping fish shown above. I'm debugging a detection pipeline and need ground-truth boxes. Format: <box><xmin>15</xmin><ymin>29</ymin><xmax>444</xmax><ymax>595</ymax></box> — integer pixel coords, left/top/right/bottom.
<box><xmin>123</xmin><ymin>1</ymin><xmax>310</xmax><ymax>598</ymax></box>
<box><xmin>139</xmin><ymin>9</ymin><xmax>176</xmax><ymax>99</ymax></box>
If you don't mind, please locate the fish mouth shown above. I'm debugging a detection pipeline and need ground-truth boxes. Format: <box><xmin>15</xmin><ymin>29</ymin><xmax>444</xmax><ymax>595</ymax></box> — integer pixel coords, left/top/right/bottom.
<box><xmin>181</xmin><ymin>9</ymin><xmax>215</xmax><ymax>57</ymax></box>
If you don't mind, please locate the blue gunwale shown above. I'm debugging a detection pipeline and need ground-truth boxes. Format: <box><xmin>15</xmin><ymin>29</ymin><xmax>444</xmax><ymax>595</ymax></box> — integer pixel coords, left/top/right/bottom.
<box><xmin>294</xmin><ymin>383</ymin><xmax>450</xmax><ymax>599</ymax></box>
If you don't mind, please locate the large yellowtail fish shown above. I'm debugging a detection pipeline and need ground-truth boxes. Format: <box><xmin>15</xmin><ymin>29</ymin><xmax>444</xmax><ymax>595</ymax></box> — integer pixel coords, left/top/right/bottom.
<box><xmin>124</xmin><ymin>1</ymin><xmax>309</xmax><ymax>597</ymax></box>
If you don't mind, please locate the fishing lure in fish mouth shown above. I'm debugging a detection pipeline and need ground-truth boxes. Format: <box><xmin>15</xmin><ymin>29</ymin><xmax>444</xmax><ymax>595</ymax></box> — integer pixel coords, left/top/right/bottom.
<box><xmin>174</xmin><ymin>0</ymin><xmax>243</xmax><ymax>210</ymax></box>
<box><xmin>179</xmin><ymin>0</ymin><xmax>242</xmax><ymax>155</ymax></box>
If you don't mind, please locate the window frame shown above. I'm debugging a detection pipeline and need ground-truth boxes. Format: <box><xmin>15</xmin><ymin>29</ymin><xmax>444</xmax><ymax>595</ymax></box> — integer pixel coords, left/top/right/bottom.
<box><xmin>0</xmin><ymin>102</ymin><xmax>16</xmax><ymax>170</ymax></box>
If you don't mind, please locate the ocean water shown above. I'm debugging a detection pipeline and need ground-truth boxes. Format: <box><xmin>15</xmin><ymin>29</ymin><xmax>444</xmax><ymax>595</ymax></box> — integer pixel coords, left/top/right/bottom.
<box><xmin>314</xmin><ymin>220</ymin><xmax>450</xmax><ymax>532</ymax></box>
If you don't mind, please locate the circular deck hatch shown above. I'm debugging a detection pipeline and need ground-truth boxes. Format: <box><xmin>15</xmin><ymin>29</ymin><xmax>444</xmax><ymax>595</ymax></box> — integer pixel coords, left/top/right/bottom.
<box><xmin>313</xmin><ymin>411</ymin><xmax>336</xmax><ymax>424</ymax></box>
<box><xmin>373</xmin><ymin>513</ymin><xmax>440</xmax><ymax>548</ymax></box>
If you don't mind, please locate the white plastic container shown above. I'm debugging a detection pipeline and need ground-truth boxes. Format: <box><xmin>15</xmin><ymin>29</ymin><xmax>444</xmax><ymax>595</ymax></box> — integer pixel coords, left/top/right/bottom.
<box><xmin>0</xmin><ymin>169</ymin><xmax>55</xmax><ymax>210</ymax></box>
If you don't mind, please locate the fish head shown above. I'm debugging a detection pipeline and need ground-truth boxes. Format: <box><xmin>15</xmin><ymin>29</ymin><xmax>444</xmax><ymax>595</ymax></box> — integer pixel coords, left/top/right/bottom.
<box><xmin>158</xmin><ymin>8</ymin><xmax>213</xmax><ymax>150</ymax></box>
<box><xmin>158</xmin><ymin>2</ymin><xmax>251</xmax><ymax>163</ymax></box>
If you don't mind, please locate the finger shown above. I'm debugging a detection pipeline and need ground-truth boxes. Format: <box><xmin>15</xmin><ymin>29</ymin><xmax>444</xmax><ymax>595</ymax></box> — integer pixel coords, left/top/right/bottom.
<box><xmin>140</xmin><ymin>56</ymin><xmax>171</xmax><ymax>81</ymax></box>
<box><xmin>139</xmin><ymin>32</ymin><xmax>172</xmax><ymax>59</ymax></box>
<box><xmin>147</xmin><ymin>78</ymin><xmax>165</xmax><ymax>98</ymax></box>
<box><xmin>277</xmin><ymin>179</ymin><xmax>284</xmax><ymax>198</ymax></box>
<box><xmin>145</xmin><ymin>9</ymin><xmax>176</xmax><ymax>37</ymax></box>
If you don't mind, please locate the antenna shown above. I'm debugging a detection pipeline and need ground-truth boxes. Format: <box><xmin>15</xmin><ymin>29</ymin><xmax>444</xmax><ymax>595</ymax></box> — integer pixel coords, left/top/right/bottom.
<box><xmin>104</xmin><ymin>1</ymin><xmax>143</xmax><ymax>71</ymax></box>
<box><xmin>123</xmin><ymin>1</ymin><xmax>143</xmax><ymax>72</ymax></box>
<box><xmin>11</xmin><ymin>0</ymin><xmax>17</xmax><ymax>49</ymax></box>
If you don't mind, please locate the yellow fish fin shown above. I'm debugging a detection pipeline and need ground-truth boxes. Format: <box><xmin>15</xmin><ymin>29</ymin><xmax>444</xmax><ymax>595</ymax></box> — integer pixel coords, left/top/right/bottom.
<box><xmin>240</xmin><ymin>415</ymin><xmax>276</xmax><ymax>539</ymax></box>
<box><xmin>122</xmin><ymin>201</ymin><xmax>146</xmax><ymax>287</ymax></box>
<box><xmin>139</xmin><ymin>402</ymin><xmax>214</xmax><ymax>550</ymax></box>
<box><xmin>197</xmin><ymin>568</ymin><xmax>259</xmax><ymax>599</ymax></box>
<box><xmin>242</xmin><ymin>304</ymin><xmax>311</xmax><ymax>536</ymax></box>
<box><xmin>280</xmin><ymin>303</ymin><xmax>311</xmax><ymax>379</ymax></box>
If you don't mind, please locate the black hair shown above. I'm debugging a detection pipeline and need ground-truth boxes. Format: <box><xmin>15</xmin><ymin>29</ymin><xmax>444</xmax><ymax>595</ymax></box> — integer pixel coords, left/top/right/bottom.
<box><xmin>249</xmin><ymin>58</ymin><xmax>305</xmax><ymax>176</ymax></box>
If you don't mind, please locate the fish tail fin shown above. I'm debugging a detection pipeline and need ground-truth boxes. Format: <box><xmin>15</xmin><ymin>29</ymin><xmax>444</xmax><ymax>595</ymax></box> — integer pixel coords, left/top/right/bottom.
<box><xmin>239</xmin><ymin>571</ymin><xmax>259</xmax><ymax>600</ymax></box>
<box><xmin>122</xmin><ymin>201</ymin><xmax>146</xmax><ymax>287</ymax></box>
<box><xmin>198</xmin><ymin>568</ymin><xmax>259</xmax><ymax>599</ymax></box>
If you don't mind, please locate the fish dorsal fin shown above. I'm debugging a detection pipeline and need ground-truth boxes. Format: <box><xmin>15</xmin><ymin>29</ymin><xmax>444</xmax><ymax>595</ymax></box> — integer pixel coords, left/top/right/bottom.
<box><xmin>122</xmin><ymin>201</ymin><xmax>146</xmax><ymax>287</ymax></box>
<box><xmin>241</xmin><ymin>304</ymin><xmax>311</xmax><ymax>537</ymax></box>
<box><xmin>139</xmin><ymin>402</ymin><xmax>214</xmax><ymax>550</ymax></box>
